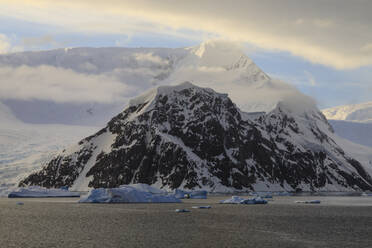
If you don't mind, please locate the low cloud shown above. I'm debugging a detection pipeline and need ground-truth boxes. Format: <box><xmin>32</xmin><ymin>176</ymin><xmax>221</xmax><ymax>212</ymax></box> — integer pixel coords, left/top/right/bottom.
<box><xmin>133</xmin><ymin>52</ymin><xmax>169</xmax><ymax>67</ymax></box>
<box><xmin>0</xmin><ymin>65</ymin><xmax>133</xmax><ymax>103</ymax></box>
<box><xmin>21</xmin><ymin>35</ymin><xmax>57</xmax><ymax>47</ymax></box>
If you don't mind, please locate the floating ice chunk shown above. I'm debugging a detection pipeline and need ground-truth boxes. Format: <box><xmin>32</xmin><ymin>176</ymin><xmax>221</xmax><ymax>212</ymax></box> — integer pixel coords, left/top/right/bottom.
<box><xmin>174</xmin><ymin>189</ymin><xmax>207</xmax><ymax>199</ymax></box>
<box><xmin>220</xmin><ymin>196</ymin><xmax>268</xmax><ymax>205</ymax></box>
<box><xmin>175</xmin><ymin>209</ymin><xmax>191</xmax><ymax>213</ymax></box>
<box><xmin>192</xmin><ymin>205</ymin><xmax>211</xmax><ymax>209</ymax></box>
<box><xmin>8</xmin><ymin>186</ymin><xmax>80</xmax><ymax>198</ymax></box>
<box><xmin>259</xmin><ymin>193</ymin><xmax>273</xmax><ymax>199</ymax></box>
<box><xmin>220</xmin><ymin>196</ymin><xmax>246</xmax><ymax>204</ymax></box>
<box><xmin>79</xmin><ymin>185</ymin><xmax>180</xmax><ymax>203</ymax></box>
<box><xmin>295</xmin><ymin>200</ymin><xmax>321</xmax><ymax>204</ymax></box>
<box><xmin>241</xmin><ymin>197</ymin><xmax>268</xmax><ymax>205</ymax></box>
<box><xmin>361</xmin><ymin>192</ymin><xmax>372</xmax><ymax>197</ymax></box>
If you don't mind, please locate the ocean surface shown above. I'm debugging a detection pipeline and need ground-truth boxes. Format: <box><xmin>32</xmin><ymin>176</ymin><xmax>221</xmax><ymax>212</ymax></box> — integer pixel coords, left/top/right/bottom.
<box><xmin>0</xmin><ymin>196</ymin><xmax>372</xmax><ymax>248</ymax></box>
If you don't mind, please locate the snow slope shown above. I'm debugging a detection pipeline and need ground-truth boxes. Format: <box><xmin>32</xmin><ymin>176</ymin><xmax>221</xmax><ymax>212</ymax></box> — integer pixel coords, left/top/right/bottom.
<box><xmin>328</xmin><ymin>120</ymin><xmax>372</xmax><ymax>148</ymax></box>
<box><xmin>331</xmin><ymin>134</ymin><xmax>372</xmax><ymax>176</ymax></box>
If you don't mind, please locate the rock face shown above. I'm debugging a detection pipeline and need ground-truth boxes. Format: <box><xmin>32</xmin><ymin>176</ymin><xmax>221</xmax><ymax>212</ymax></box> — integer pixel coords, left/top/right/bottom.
<box><xmin>20</xmin><ymin>83</ymin><xmax>372</xmax><ymax>192</ymax></box>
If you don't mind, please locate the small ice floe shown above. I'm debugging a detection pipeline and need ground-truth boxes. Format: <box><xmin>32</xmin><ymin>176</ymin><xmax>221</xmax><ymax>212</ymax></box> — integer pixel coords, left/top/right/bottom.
<box><xmin>295</xmin><ymin>200</ymin><xmax>321</xmax><ymax>204</ymax></box>
<box><xmin>220</xmin><ymin>196</ymin><xmax>268</xmax><ymax>205</ymax></box>
<box><xmin>175</xmin><ymin>209</ymin><xmax>191</xmax><ymax>213</ymax></box>
<box><xmin>8</xmin><ymin>186</ymin><xmax>80</xmax><ymax>198</ymax></box>
<box><xmin>361</xmin><ymin>192</ymin><xmax>372</xmax><ymax>197</ymax></box>
<box><xmin>258</xmin><ymin>192</ymin><xmax>273</xmax><ymax>199</ymax></box>
<box><xmin>259</xmin><ymin>194</ymin><xmax>273</xmax><ymax>199</ymax></box>
<box><xmin>16</xmin><ymin>202</ymin><xmax>24</xmax><ymax>205</ymax></box>
<box><xmin>192</xmin><ymin>205</ymin><xmax>211</xmax><ymax>209</ymax></box>
<box><xmin>174</xmin><ymin>189</ymin><xmax>207</xmax><ymax>199</ymax></box>
<box><xmin>79</xmin><ymin>184</ymin><xmax>181</xmax><ymax>203</ymax></box>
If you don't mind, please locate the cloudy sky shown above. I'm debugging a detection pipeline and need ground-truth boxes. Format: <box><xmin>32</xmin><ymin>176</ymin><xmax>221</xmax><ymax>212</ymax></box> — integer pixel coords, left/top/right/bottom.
<box><xmin>0</xmin><ymin>0</ymin><xmax>371</xmax><ymax>108</ymax></box>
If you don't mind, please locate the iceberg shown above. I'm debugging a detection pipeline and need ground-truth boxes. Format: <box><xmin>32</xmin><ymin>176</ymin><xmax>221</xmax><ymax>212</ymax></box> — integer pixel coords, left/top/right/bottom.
<box><xmin>79</xmin><ymin>185</ymin><xmax>181</xmax><ymax>203</ymax></box>
<box><xmin>361</xmin><ymin>192</ymin><xmax>372</xmax><ymax>197</ymax></box>
<box><xmin>174</xmin><ymin>189</ymin><xmax>207</xmax><ymax>199</ymax></box>
<box><xmin>8</xmin><ymin>186</ymin><xmax>80</xmax><ymax>198</ymax></box>
<box><xmin>295</xmin><ymin>200</ymin><xmax>321</xmax><ymax>204</ymax></box>
<box><xmin>192</xmin><ymin>205</ymin><xmax>211</xmax><ymax>209</ymax></box>
<box><xmin>175</xmin><ymin>209</ymin><xmax>191</xmax><ymax>213</ymax></box>
<box><xmin>220</xmin><ymin>196</ymin><xmax>268</xmax><ymax>205</ymax></box>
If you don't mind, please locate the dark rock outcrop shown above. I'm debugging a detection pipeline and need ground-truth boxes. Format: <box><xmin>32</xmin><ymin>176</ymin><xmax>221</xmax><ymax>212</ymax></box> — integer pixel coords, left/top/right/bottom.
<box><xmin>19</xmin><ymin>82</ymin><xmax>372</xmax><ymax>192</ymax></box>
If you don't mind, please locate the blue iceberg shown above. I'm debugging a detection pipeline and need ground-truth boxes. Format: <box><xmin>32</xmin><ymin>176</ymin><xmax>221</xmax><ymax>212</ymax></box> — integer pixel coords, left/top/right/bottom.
<box><xmin>8</xmin><ymin>186</ymin><xmax>80</xmax><ymax>198</ymax></box>
<box><xmin>220</xmin><ymin>196</ymin><xmax>268</xmax><ymax>205</ymax></box>
<box><xmin>79</xmin><ymin>185</ymin><xmax>181</xmax><ymax>203</ymax></box>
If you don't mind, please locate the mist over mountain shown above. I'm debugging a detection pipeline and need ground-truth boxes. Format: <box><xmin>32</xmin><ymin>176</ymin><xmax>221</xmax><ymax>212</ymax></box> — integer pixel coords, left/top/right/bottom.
<box><xmin>0</xmin><ymin>41</ymin><xmax>311</xmax><ymax>126</ymax></box>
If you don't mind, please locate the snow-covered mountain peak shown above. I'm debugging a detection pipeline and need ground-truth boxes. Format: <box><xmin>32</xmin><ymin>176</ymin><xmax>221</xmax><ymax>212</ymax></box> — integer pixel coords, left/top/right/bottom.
<box><xmin>192</xmin><ymin>40</ymin><xmax>252</xmax><ymax>67</ymax></box>
<box><xmin>188</xmin><ymin>40</ymin><xmax>268</xmax><ymax>77</ymax></box>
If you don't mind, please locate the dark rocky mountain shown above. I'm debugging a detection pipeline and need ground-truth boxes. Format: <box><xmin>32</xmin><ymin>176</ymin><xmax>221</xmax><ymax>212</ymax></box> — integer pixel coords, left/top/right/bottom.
<box><xmin>19</xmin><ymin>82</ymin><xmax>372</xmax><ymax>192</ymax></box>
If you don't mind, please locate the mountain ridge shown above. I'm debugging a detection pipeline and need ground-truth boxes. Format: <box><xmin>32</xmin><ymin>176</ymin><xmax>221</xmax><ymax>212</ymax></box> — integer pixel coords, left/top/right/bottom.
<box><xmin>19</xmin><ymin>82</ymin><xmax>372</xmax><ymax>192</ymax></box>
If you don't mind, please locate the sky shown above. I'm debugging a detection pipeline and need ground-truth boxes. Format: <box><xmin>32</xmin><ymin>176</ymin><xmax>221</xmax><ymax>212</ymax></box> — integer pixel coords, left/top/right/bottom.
<box><xmin>0</xmin><ymin>0</ymin><xmax>371</xmax><ymax>108</ymax></box>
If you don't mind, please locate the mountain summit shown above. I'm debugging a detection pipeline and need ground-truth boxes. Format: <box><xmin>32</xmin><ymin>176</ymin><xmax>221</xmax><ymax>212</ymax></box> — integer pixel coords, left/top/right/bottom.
<box><xmin>20</xmin><ymin>82</ymin><xmax>372</xmax><ymax>192</ymax></box>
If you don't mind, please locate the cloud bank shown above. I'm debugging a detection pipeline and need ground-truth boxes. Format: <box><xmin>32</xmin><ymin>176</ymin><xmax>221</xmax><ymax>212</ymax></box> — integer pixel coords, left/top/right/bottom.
<box><xmin>1</xmin><ymin>0</ymin><xmax>372</xmax><ymax>69</ymax></box>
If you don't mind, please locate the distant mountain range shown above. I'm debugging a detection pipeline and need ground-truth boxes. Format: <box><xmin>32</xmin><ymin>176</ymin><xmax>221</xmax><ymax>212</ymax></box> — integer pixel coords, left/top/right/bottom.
<box><xmin>322</xmin><ymin>102</ymin><xmax>372</xmax><ymax>148</ymax></box>
<box><xmin>323</xmin><ymin>102</ymin><xmax>372</xmax><ymax>123</ymax></box>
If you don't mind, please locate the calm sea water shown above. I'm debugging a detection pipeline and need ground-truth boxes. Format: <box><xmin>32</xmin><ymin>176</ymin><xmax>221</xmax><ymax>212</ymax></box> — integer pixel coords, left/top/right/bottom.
<box><xmin>0</xmin><ymin>196</ymin><xmax>371</xmax><ymax>248</ymax></box>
